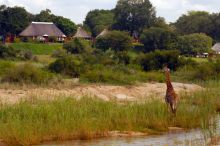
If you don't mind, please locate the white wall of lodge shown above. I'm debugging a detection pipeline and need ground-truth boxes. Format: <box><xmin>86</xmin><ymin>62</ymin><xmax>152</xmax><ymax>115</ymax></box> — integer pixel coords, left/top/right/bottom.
<box><xmin>31</xmin><ymin>36</ymin><xmax>66</xmax><ymax>42</ymax></box>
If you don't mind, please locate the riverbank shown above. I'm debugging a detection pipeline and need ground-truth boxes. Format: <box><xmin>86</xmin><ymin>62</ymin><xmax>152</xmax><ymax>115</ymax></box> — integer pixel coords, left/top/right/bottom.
<box><xmin>0</xmin><ymin>87</ymin><xmax>219</xmax><ymax>146</ymax></box>
<box><xmin>0</xmin><ymin>82</ymin><xmax>202</xmax><ymax>104</ymax></box>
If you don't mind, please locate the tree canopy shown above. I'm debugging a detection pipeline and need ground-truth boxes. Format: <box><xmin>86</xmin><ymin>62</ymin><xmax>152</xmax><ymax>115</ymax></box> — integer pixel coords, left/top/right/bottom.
<box><xmin>140</xmin><ymin>27</ymin><xmax>177</xmax><ymax>52</ymax></box>
<box><xmin>96</xmin><ymin>30</ymin><xmax>132</xmax><ymax>52</ymax></box>
<box><xmin>178</xmin><ymin>33</ymin><xmax>213</xmax><ymax>55</ymax></box>
<box><xmin>34</xmin><ymin>9</ymin><xmax>77</xmax><ymax>36</ymax></box>
<box><xmin>0</xmin><ymin>6</ymin><xmax>31</xmax><ymax>35</ymax></box>
<box><xmin>0</xmin><ymin>6</ymin><xmax>77</xmax><ymax>37</ymax></box>
<box><xmin>174</xmin><ymin>11</ymin><xmax>220</xmax><ymax>41</ymax></box>
<box><xmin>84</xmin><ymin>9</ymin><xmax>114</xmax><ymax>37</ymax></box>
<box><xmin>112</xmin><ymin>0</ymin><xmax>156</xmax><ymax>35</ymax></box>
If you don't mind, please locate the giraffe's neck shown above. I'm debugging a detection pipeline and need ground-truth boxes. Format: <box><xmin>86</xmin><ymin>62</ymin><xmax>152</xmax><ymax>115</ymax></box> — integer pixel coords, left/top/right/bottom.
<box><xmin>165</xmin><ymin>71</ymin><xmax>173</xmax><ymax>90</ymax></box>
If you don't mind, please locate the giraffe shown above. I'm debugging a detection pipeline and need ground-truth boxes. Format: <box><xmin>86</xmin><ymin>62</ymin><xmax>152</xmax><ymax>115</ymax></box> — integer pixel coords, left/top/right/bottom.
<box><xmin>164</xmin><ymin>65</ymin><xmax>179</xmax><ymax>114</ymax></box>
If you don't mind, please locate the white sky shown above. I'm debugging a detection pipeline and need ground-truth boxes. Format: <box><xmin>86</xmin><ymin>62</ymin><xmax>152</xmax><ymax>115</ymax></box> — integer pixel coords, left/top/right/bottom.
<box><xmin>1</xmin><ymin>0</ymin><xmax>220</xmax><ymax>24</ymax></box>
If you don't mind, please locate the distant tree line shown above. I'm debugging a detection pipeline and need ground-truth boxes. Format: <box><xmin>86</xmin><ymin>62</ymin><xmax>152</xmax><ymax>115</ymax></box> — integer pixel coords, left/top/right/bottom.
<box><xmin>0</xmin><ymin>6</ymin><xmax>77</xmax><ymax>39</ymax></box>
<box><xmin>1</xmin><ymin>0</ymin><xmax>220</xmax><ymax>55</ymax></box>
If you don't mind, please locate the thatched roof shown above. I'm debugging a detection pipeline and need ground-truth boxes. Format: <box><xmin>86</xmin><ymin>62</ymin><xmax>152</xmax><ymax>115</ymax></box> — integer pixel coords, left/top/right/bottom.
<box><xmin>212</xmin><ymin>43</ymin><xmax>220</xmax><ymax>53</ymax></box>
<box><xmin>19</xmin><ymin>22</ymin><xmax>66</xmax><ymax>37</ymax></box>
<box><xmin>96</xmin><ymin>29</ymin><xmax>109</xmax><ymax>38</ymax></box>
<box><xmin>74</xmin><ymin>27</ymin><xmax>91</xmax><ymax>39</ymax></box>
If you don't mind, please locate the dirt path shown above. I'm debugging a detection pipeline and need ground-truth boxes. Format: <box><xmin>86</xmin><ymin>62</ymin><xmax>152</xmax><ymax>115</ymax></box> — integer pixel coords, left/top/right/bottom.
<box><xmin>0</xmin><ymin>83</ymin><xmax>203</xmax><ymax>104</ymax></box>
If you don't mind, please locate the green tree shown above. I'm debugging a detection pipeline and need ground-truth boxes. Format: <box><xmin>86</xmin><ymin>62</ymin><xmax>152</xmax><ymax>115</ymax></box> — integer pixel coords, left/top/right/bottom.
<box><xmin>84</xmin><ymin>9</ymin><xmax>114</xmax><ymax>37</ymax></box>
<box><xmin>140</xmin><ymin>27</ymin><xmax>177</xmax><ymax>52</ymax></box>
<box><xmin>34</xmin><ymin>9</ymin><xmax>77</xmax><ymax>36</ymax></box>
<box><xmin>137</xmin><ymin>50</ymin><xmax>180</xmax><ymax>71</ymax></box>
<box><xmin>113</xmin><ymin>0</ymin><xmax>156</xmax><ymax>34</ymax></box>
<box><xmin>49</xmin><ymin>55</ymin><xmax>83</xmax><ymax>77</ymax></box>
<box><xmin>34</xmin><ymin>9</ymin><xmax>53</xmax><ymax>22</ymax></box>
<box><xmin>0</xmin><ymin>6</ymin><xmax>31</xmax><ymax>35</ymax></box>
<box><xmin>96</xmin><ymin>30</ymin><xmax>132</xmax><ymax>52</ymax></box>
<box><xmin>178</xmin><ymin>33</ymin><xmax>213</xmax><ymax>55</ymax></box>
<box><xmin>210</xmin><ymin>13</ymin><xmax>220</xmax><ymax>41</ymax></box>
<box><xmin>63</xmin><ymin>38</ymin><xmax>91</xmax><ymax>54</ymax></box>
<box><xmin>54</xmin><ymin>16</ymin><xmax>77</xmax><ymax>36</ymax></box>
<box><xmin>174</xmin><ymin>11</ymin><xmax>212</xmax><ymax>35</ymax></box>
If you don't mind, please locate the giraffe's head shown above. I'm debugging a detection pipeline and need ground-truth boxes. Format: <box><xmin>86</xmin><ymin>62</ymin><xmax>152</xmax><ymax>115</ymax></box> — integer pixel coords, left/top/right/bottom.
<box><xmin>163</xmin><ymin>64</ymin><xmax>170</xmax><ymax>73</ymax></box>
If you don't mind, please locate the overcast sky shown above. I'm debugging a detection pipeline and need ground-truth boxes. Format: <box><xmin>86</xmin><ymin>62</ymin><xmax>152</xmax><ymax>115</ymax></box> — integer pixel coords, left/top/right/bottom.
<box><xmin>1</xmin><ymin>0</ymin><xmax>220</xmax><ymax>24</ymax></box>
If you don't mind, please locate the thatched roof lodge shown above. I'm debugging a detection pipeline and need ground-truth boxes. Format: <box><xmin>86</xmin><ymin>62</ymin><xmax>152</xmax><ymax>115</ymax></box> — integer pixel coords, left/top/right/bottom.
<box><xmin>19</xmin><ymin>22</ymin><xmax>66</xmax><ymax>42</ymax></box>
<box><xmin>212</xmin><ymin>43</ymin><xmax>220</xmax><ymax>54</ymax></box>
<box><xmin>74</xmin><ymin>27</ymin><xmax>91</xmax><ymax>39</ymax></box>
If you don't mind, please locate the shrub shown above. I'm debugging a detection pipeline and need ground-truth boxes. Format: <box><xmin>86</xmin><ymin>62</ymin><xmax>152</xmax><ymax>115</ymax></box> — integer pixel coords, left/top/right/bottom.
<box><xmin>96</xmin><ymin>30</ymin><xmax>132</xmax><ymax>52</ymax></box>
<box><xmin>174</xmin><ymin>60</ymin><xmax>220</xmax><ymax>81</ymax></box>
<box><xmin>52</xmin><ymin>49</ymin><xmax>67</xmax><ymax>58</ymax></box>
<box><xmin>63</xmin><ymin>38</ymin><xmax>91</xmax><ymax>54</ymax></box>
<box><xmin>114</xmin><ymin>51</ymin><xmax>130</xmax><ymax>65</ymax></box>
<box><xmin>1</xmin><ymin>63</ymin><xmax>54</xmax><ymax>84</ymax></box>
<box><xmin>13</xmin><ymin>37</ymin><xmax>21</xmax><ymax>43</ymax></box>
<box><xmin>0</xmin><ymin>45</ymin><xmax>18</xmax><ymax>59</ymax></box>
<box><xmin>19</xmin><ymin>51</ymin><xmax>34</xmax><ymax>60</ymax></box>
<box><xmin>140</xmin><ymin>27</ymin><xmax>178</xmax><ymax>52</ymax></box>
<box><xmin>0</xmin><ymin>60</ymin><xmax>15</xmax><ymax>76</ymax></box>
<box><xmin>49</xmin><ymin>55</ymin><xmax>83</xmax><ymax>77</ymax></box>
<box><xmin>80</xmin><ymin>64</ymin><xmax>163</xmax><ymax>85</ymax></box>
<box><xmin>137</xmin><ymin>50</ymin><xmax>180</xmax><ymax>71</ymax></box>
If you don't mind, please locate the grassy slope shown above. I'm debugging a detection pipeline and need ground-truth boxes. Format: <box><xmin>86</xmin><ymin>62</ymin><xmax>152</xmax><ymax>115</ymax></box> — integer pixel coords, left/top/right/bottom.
<box><xmin>9</xmin><ymin>43</ymin><xmax>63</xmax><ymax>55</ymax></box>
<box><xmin>0</xmin><ymin>86</ymin><xmax>219</xmax><ymax>145</ymax></box>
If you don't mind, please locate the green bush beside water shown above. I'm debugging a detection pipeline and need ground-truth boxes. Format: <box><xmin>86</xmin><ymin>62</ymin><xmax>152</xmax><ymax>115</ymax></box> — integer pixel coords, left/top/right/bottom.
<box><xmin>1</xmin><ymin>63</ymin><xmax>56</xmax><ymax>84</ymax></box>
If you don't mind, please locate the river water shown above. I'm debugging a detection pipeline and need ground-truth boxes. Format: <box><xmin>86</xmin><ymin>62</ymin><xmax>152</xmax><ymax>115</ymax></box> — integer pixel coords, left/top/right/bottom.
<box><xmin>38</xmin><ymin>130</ymin><xmax>205</xmax><ymax>146</ymax></box>
<box><xmin>37</xmin><ymin>115</ymin><xmax>220</xmax><ymax>146</ymax></box>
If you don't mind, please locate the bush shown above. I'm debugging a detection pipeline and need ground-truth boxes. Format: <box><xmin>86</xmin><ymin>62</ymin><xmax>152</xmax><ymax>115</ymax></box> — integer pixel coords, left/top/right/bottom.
<box><xmin>137</xmin><ymin>50</ymin><xmax>180</xmax><ymax>71</ymax></box>
<box><xmin>114</xmin><ymin>51</ymin><xmax>130</xmax><ymax>65</ymax></box>
<box><xmin>174</xmin><ymin>59</ymin><xmax>220</xmax><ymax>81</ymax></box>
<box><xmin>80</xmin><ymin>64</ymin><xmax>163</xmax><ymax>85</ymax></box>
<box><xmin>140</xmin><ymin>27</ymin><xmax>178</xmax><ymax>52</ymax></box>
<box><xmin>0</xmin><ymin>45</ymin><xmax>19</xmax><ymax>59</ymax></box>
<box><xmin>13</xmin><ymin>38</ymin><xmax>21</xmax><ymax>43</ymax></box>
<box><xmin>49</xmin><ymin>55</ymin><xmax>83</xmax><ymax>77</ymax></box>
<box><xmin>0</xmin><ymin>60</ymin><xmax>15</xmax><ymax>76</ymax></box>
<box><xmin>52</xmin><ymin>49</ymin><xmax>67</xmax><ymax>58</ymax></box>
<box><xmin>1</xmin><ymin>63</ymin><xmax>54</xmax><ymax>84</ymax></box>
<box><xmin>18</xmin><ymin>51</ymin><xmax>35</xmax><ymax>60</ymax></box>
<box><xmin>63</xmin><ymin>38</ymin><xmax>91</xmax><ymax>54</ymax></box>
<box><xmin>96</xmin><ymin>30</ymin><xmax>132</xmax><ymax>52</ymax></box>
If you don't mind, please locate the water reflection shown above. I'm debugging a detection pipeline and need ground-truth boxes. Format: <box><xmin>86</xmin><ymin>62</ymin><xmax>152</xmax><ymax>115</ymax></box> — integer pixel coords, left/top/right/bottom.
<box><xmin>38</xmin><ymin>130</ymin><xmax>205</xmax><ymax>146</ymax></box>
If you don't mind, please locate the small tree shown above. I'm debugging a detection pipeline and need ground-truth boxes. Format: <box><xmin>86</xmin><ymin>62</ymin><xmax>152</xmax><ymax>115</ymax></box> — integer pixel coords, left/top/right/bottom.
<box><xmin>178</xmin><ymin>33</ymin><xmax>213</xmax><ymax>55</ymax></box>
<box><xmin>140</xmin><ymin>27</ymin><xmax>177</xmax><ymax>52</ymax></box>
<box><xmin>49</xmin><ymin>55</ymin><xmax>83</xmax><ymax>77</ymax></box>
<box><xmin>63</xmin><ymin>38</ymin><xmax>91</xmax><ymax>54</ymax></box>
<box><xmin>96</xmin><ymin>30</ymin><xmax>132</xmax><ymax>52</ymax></box>
<box><xmin>0</xmin><ymin>45</ymin><xmax>18</xmax><ymax>59</ymax></box>
<box><xmin>137</xmin><ymin>50</ymin><xmax>180</xmax><ymax>71</ymax></box>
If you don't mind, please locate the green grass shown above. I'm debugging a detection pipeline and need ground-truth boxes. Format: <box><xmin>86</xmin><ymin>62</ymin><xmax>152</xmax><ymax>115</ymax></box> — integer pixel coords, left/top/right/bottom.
<box><xmin>0</xmin><ymin>88</ymin><xmax>219</xmax><ymax>146</ymax></box>
<box><xmin>191</xmin><ymin>57</ymin><xmax>209</xmax><ymax>63</ymax></box>
<box><xmin>9</xmin><ymin>43</ymin><xmax>63</xmax><ymax>55</ymax></box>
